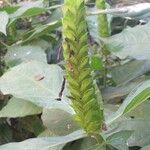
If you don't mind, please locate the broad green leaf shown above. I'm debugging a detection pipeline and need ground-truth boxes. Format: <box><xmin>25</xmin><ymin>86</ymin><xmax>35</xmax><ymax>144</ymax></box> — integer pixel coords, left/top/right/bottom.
<box><xmin>0</xmin><ymin>61</ymin><xmax>74</xmax><ymax>114</ymax></box>
<box><xmin>0</xmin><ymin>11</ymin><xmax>9</xmax><ymax>35</ymax></box>
<box><xmin>111</xmin><ymin>60</ymin><xmax>150</xmax><ymax>85</ymax></box>
<box><xmin>63</xmin><ymin>137</ymin><xmax>97</xmax><ymax>150</ymax></box>
<box><xmin>0</xmin><ymin>6</ymin><xmax>19</xmax><ymax>14</ymax></box>
<box><xmin>22</xmin><ymin>21</ymin><xmax>61</xmax><ymax>43</ymax></box>
<box><xmin>90</xmin><ymin>55</ymin><xmax>103</xmax><ymax>71</ymax></box>
<box><xmin>31</xmin><ymin>40</ymin><xmax>50</xmax><ymax>50</ymax></box>
<box><xmin>0</xmin><ymin>123</ymin><xmax>13</xmax><ymax>145</ymax></box>
<box><xmin>0</xmin><ymin>130</ymin><xmax>86</xmax><ymax>150</ymax></box>
<box><xmin>18</xmin><ymin>116</ymin><xmax>45</xmax><ymax>136</ymax></box>
<box><xmin>105</xmin><ymin>3</ymin><xmax>150</xmax><ymax>19</ymax></box>
<box><xmin>10</xmin><ymin>0</ymin><xmax>46</xmax><ymax>18</ymax></box>
<box><xmin>0</xmin><ymin>97</ymin><xmax>42</xmax><ymax>118</ymax></box>
<box><xmin>0</xmin><ymin>61</ymin><xmax>73</xmax><ymax>113</ymax></box>
<box><xmin>106</xmin><ymin>131</ymin><xmax>133</xmax><ymax>150</ymax></box>
<box><xmin>86</xmin><ymin>10</ymin><xmax>99</xmax><ymax>43</ymax></box>
<box><xmin>126</xmin><ymin>100</ymin><xmax>150</xmax><ymax>120</ymax></box>
<box><xmin>102</xmin><ymin>76</ymin><xmax>150</xmax><ymax>103</ymax></box>
<box><xmin>5</xmin><ymin>45</ymin><xmax>47</xmax><ymax>67</ymax></box>
<box><xmin>141</xmin><ymin>145</ymin><xmax>150</xmax><ymax>150</ymax></box>
<box><xmin>45</xmin><ymin>130</ymin><xmax>131</xmax><ymax>150</ymax></box>
<box><xmin>41</xmin><ymin>109</ymin><xmax>79</xmax><ymax>136</ymax></box>
<box><xmin>0</xmin><ymin>61</ymin><xmax>63</xmax><ymax>100</ymax></box>
<box><xmin>47</xmin><ymin>8</ymin><xmax>63</xmax><ymax>23</ymax></box>
<box><xmin>107</xmin><ymin>119</ymin><xmax>150</xmax><ymax>147</ymax></box>
<box><xmin>106</xmin><ymin>80</ymin><xmax>150</xmax><ymax>125</ymax></box>
<box><xmin>38</xmin><ymin>129</ymin><xmax>55</xmax><ymax>137</ymax></box>
<box><xmin>102</xmin><ymin>23</ymin><xmax>150</xmax><ymax>60</ymax></box>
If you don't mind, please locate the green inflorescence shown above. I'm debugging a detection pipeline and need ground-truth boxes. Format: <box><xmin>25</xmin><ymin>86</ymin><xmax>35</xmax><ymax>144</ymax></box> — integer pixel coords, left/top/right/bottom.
<box><xmin>62</xmin><ymin>0</ymin><xmax>103</xmax><ymax>134</ymax></box>
<box><xmin>96</xmin><ymin>0</ymin><xmax>110</xmax><ymax>55</ymax></box>
<box><xmin>96</xmin><ymin>0</ymin><xmax>109</xmax><ymax>37</ymax></box>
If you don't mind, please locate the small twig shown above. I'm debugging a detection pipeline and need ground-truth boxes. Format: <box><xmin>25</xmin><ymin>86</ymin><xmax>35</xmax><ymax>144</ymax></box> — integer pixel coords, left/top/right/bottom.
<box><xmin>0</xmin><ymin>41</ymin><xmax>9</xmax><ymax>47</ymax></box>
<box><xmin>47</xmin><ymin>4</ymin><xmax>63</xmax><ymax>10</ymax></box>
<box><xmin>87</xmin><ymin>8</ymin><xmax>128</xmax><ymax>16</ymax></box>
<box><xmin>57</xmin><ymin>46</ymin><xmax>62</xmax><ymax>61</ymax></box>
<box><xmin>59</xmin><ymin>77</ymin><xmax>66</xmax><ymax>98</ymax></box>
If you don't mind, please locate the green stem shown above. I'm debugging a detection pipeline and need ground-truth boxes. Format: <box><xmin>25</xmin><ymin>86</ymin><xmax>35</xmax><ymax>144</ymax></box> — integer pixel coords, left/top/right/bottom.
<box><xmin>96</xmin><ymin>0</ymin><xmax>110</xmax><ymax>86</ymax></box>
<box><xmin>0</xmin><ymin>41</ymin><xmax>9</xmax><ymax>48</ymax></box>
<box><xmin>96</xmin><ymin>0</ymin><xmax>110</xmax><ymax>38</ymax></box>
<box><xmin>91</xmin><ymin>134</ymin><xmax>106</xmax><ymax>149</ymax></box>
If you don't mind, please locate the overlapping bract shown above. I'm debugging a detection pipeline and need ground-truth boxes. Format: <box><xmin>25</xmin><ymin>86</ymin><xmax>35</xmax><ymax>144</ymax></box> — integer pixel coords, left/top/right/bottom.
<box><xmin>62</xmin><ymin>0</ymin><xmax>103</xmax><ymax>134</ymax></box>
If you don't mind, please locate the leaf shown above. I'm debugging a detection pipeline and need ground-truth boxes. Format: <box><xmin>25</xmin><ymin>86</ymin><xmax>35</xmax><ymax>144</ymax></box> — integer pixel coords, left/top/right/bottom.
<box><xmin>10</xmin><ymin>0</ymin><xmax>46</xmax><ymax>18</ymax></box>
<box><xmin>141</xmin><ymin>145</ymin><xmax>150</xmax><ymax>150</ymax></box>
<box><xmin>0</xmin><ymin>130</ymin><xmax>86</xmax><ymax>150</ymax></box>
<box><xmin>18</xmin><ymin>116</ymin><xmax>45</xmax><ymax>136</ymax></box>
<box><xmin>0</xmin><ymin>6</ymin><xmax>19</xmax><ymax>14</ymax></box>
<box><xmin>0</xmin><ymin>61</ymin><xmax>62</xmax><ymax>100</ymax></box>
<box><xmin>22</xmin><ymin>21</ymin><xmax>61</xmax><ymax>43</ymax></box>
<box><xmin>0</xmin><ymin>123</ymin><xmax>13</xmax><ymax>145</ymax></box>
<box><xmin>102</xmin><ymin>23</ymin><xmax>150</xmax><ymax>60</ymax></box>
<box><xmin>48</xmin><ymin>8</ymin><xmax>63</xmax><ymax>23</ymax></box>
<box><xmin>5</xmin><ymin>45</ymin><xmax>47</xmax><ymax>67</ymax></box>
<box><xmin>107</xmin><ymin>118</ymin><xmax>150</xmax><ymax>147</ymax></box>
<box><xmin>111</xmin><ymin>60</ymin><xmax>150</xmax><ymax>85</ymax></box>
<box><xmin>106</xmin><ymin>80</ymin><xmax>150</xmax><ymax>125</ymax></box>
<box><xmin>0</xmin><ymin>11</ymin><xmax>9</xmax><ymax>35</ymax></box>
<box><xmin>0</xmin><ymin>61</ymin><xmax>73</xmax><ymax>113</ymax></box>
<box><xmin>106</xmin><ymin>130</ymin><xmax>133</xmax><ymax>150</ymax></box>
<box><xmin>90</xmin><ymin>55</ymin><xmax>103</xmax><ymax>71</ymax></box>
<box><xmin>63</xmin><ymin>137</ymin><xmax>97</xmax><ymax>150</ymax></box>
<box><xmin>102</xmin><ymin>76</ymin><xmax>149</xmax><ymax>103</ymax></box>
<box><xmin>126</xmin><ymin>100</ymin><xmax>150</xmax><ymax>120</ymax></box>
<box><xmin>30</xmin><ymin>40</ymin><xmax>50</xmax><ymax>50</ymax></box>
<box><xmin>0</xmin><ymin>97</ymin><xmax>42</xmax><ymax>118</ymax></box>
<box><xmin>41</xmin><ymin>109</ymin><xmax>80</xmax><ymax>136</ymax></box>
<box><xmin>105</xmin><ymin>3</ymin><xmax>150</xmax><ymax>19</ymax></box>
<box><xmin>86</xmin><ymin>11</ymin><xmax>99</xmax><ymax>43</ymax></box>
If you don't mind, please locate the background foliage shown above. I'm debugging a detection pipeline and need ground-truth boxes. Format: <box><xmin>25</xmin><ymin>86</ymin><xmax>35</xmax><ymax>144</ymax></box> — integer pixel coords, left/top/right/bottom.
<box><xmin>0</xmin><ymin>0</ymin><xmax>150</xmax><ymax>149</ymax></box>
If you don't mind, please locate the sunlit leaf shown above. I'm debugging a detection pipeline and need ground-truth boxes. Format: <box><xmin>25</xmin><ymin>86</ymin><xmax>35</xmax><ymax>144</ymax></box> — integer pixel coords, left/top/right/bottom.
<box><xmin>0</xmin><ymin>130</ymin><xmax>86</xmax><ymax>150</ymax></box>
<box><xmin>41</xmin><ymin>109</ymin><xmax>79</xmax><ymax>136</ymax></box>
<box><xmin>10</xmin><ymin>0</ymin><xmax>46</xmax><ymax>18</ymax></box>
<box><xmin>22</xmin><ymin>21</ymin><xmax>61</xmax><ymax>43</ymax></box>
<box><xmin>0</xmin><ymin>61</ymin><xmax>73</xmax><ymax>113</ymax></box>
<box><xmin>107</xmin><ymin>118</ymin><xmax>150</xmax><ymax>147</ymax></box>
<box><xmin>111</xmin><ymin>60</ymin><xmax>150</xmax><ymax>85</ymax></box>
<box><xmin>90</xmin><ymin>55</ymin><xmax>103</xmax><ymax>71</ymax></box>
<box><xmin>0</xmin><ymin>11</ymin><xmax>9</xmax><ymax>35</ymax></box>
<box><xmin>103</xmin><ymin>23</ymin><xmax>150</xmax><ymax>60</ymax></box>
<box><xmin>141</xmin><ymin>144</ymin><xmax>150</xmax><ymax>150</ymax></box>
<box><xmin>0</xmin><ymin>97</ymin><xmax>42</xmax><ymax>118</ymax></box>
<box><xmin>106</xmin><ymin>80</ymin><xmax>150</xmax><ymax>125</ymax></box>
<box><xmin>5</xmin><ymin>45</ymin><xmax>47</xmax><ymax>67</ymax></box>
<box><xmin>107</xmin><ymin>130</ymin><xmax>133</xmax><ymax>150</ymax></box>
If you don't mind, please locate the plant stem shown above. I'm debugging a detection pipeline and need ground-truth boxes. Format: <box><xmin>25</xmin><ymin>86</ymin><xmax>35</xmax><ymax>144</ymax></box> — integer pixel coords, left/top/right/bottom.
<box><xmin>47</xmin><ymin>4</ymin><xmax>63</xmax><ymax>10</ymax></box>
<box><xmin>0</xmin><ymin>41</ymin><xmax>9</xmax><ymax>47</ymax></box>
<box><xmin>92</xmin><ymin>134</ymin><xmax>106</xmax><ymax>149</ymax></box>
<box><xmin>96</xmin><ymin>0</ymin><xmax>110</xmax><ymax>87</ymax></box>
